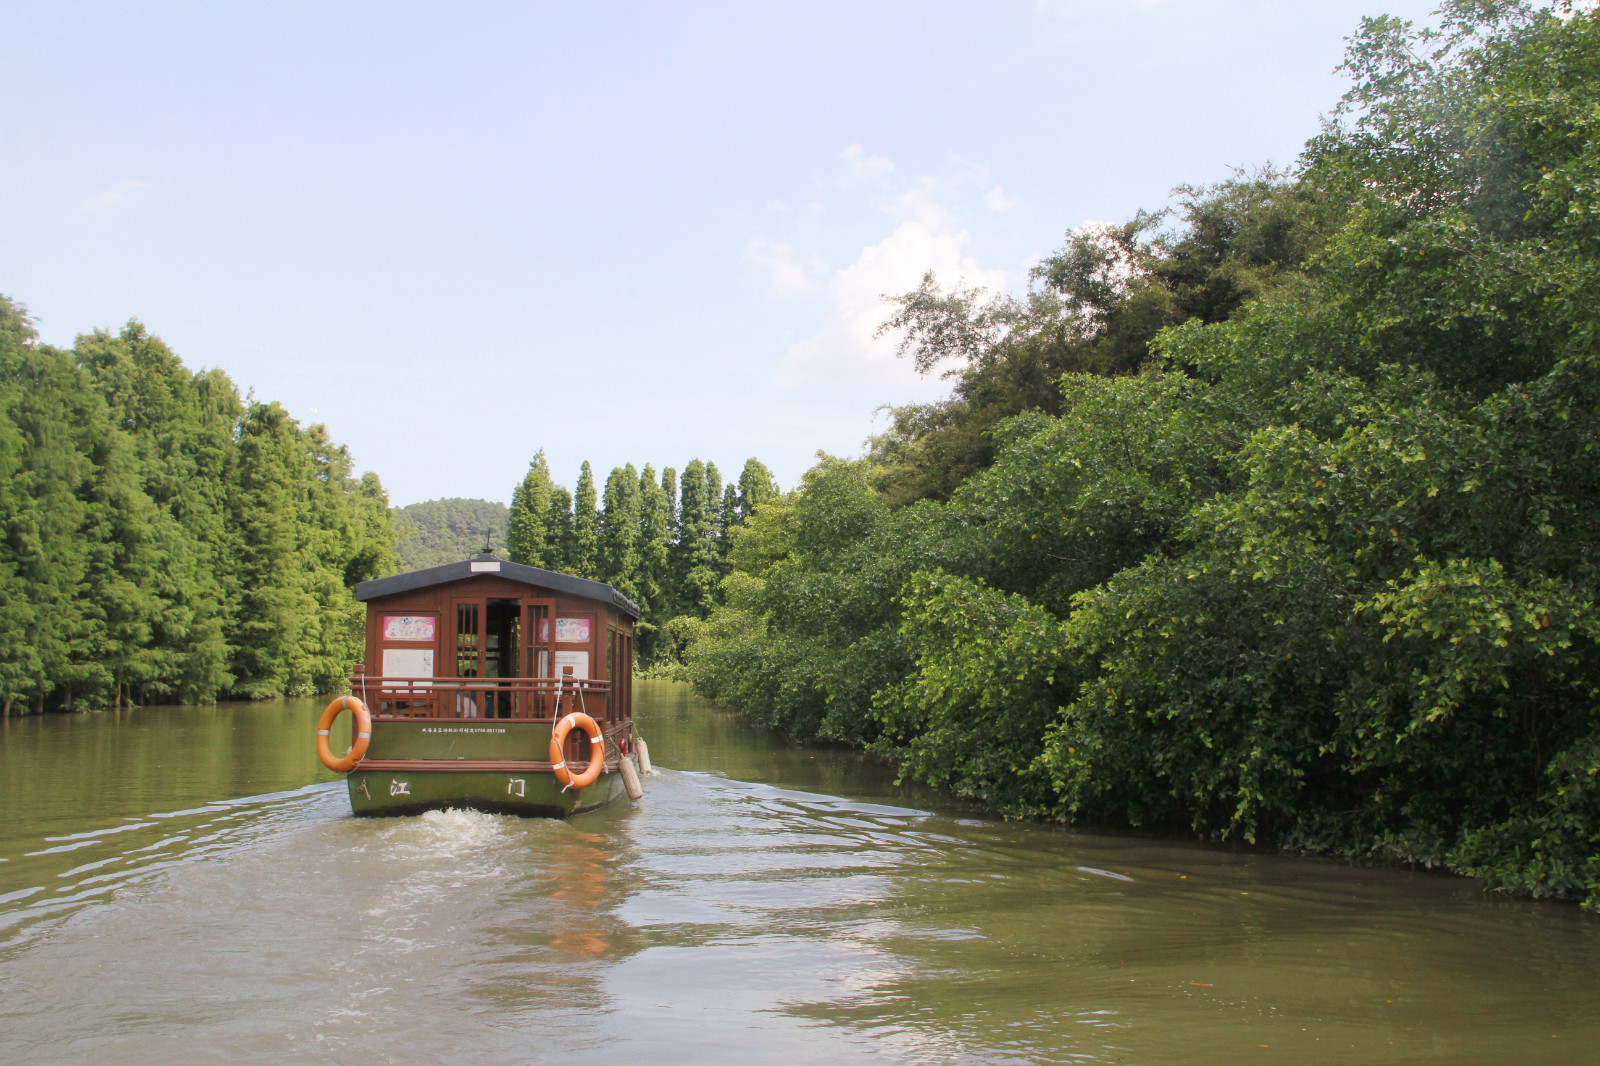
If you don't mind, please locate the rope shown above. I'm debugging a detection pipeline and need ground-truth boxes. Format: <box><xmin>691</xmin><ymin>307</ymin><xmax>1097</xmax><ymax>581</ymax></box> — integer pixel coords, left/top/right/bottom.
<box><xmin>575</xmin><ymin>683</ymin><xmax>606</xmax><ymax>775</ymax></box>
<box><xmin>555</xmin><ymin>675</ymin><xmax>570</xmax><ymax>790</ymax></box>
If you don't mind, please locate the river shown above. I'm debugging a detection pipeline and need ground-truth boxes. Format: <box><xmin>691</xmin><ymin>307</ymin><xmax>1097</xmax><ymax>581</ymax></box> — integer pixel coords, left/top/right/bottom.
<box><xmin>0</xmin><ymin>681</ymin><xmax>1595</xmax><ymax>1064</ymax></box>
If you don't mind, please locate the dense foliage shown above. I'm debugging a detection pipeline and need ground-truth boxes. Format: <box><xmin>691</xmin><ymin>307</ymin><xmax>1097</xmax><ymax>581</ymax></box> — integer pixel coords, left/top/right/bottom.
<box><xmin>679</xmin><ymin>3</ymin><xmax>1600</xmax><ymax>906</ymax></box>
<box><xmin>506</xmin><ymin>450</ymin><xmax>777</xmax><ymax>660</ymax></box>
<box><xmin>0</xmin><ymin>303</ymin><xmax>398</xmax><ymax>712</ymax></box>
<box><xmin>393</xmin><ymin>498</ymin><xmax>508</xmax><ymax>570</ymax></box>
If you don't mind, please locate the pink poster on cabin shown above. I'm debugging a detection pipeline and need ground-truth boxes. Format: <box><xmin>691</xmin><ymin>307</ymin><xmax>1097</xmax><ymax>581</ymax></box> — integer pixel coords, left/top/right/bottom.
<box><xmin>555</xmin><ymin>617</ymin><xmax>591</xmax><ymax>644</ymax></box>
<box><xmin>382</xmin><ymin>615</ymin><xmax>436</xmax><ymax>642</ymax></box>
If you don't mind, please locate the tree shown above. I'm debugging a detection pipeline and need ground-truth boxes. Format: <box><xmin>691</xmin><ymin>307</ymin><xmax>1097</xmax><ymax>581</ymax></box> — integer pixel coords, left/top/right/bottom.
<box><xmin>635</xmin><ymin>464</ymin><xmax>673</xmax><ymax>655</ymax></box>
<box><xmin>869</xmin><ymin>172</ymin><xmax>1311</xmax><ymax>504</ymax></box>
<box><xmin>0</xmin><ymin>298</ymin><xmax>398</xmax><ymax>711</ymax></box>
<box><xmin>719</xmin><ymin>482</ymin><xmax>738</xmax><ymax>557</ymax></box>
<box><xmin>599</xmin><ymin>463</ymin><xmax>642</xmax><ymax>601</ymax></box>
<box><xmin>570</xmin><ymin>461</ymin><xmax>598</xmax><ymax>579</ymax></box>
<box><xmin>676</xmin><ymin>4</ymin><xmax>1600</xmax><ymax>908</ymax></box>
<box><xmin>674</xmin><ymin>459</ymin><xmax>723</xmax><ymax>617</ymax></box>
<box><xmin>506</xmin><ymin>450</ymin><xmax>555</xmax><ymax>567</ymax></box>
<box><xmin>735</xmin><ymin>457</ymin><xmax>779</xmax><ymax>523</ymax></box>
<box><xmin>545</xmin><ymin>484</ymin><xmax>575</xmax><ymax>573</ymax></box>
<box><xmin>395</xmin><ymin>498</ymin><xmax>508</xmax><ymax>570</ymax></box>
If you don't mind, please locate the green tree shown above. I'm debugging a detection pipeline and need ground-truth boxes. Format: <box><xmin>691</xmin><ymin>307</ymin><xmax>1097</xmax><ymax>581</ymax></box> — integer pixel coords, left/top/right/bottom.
<box><xmin>74</xmin><ymin>323</ymin><xmax>237</xmax><ymax>703</ymax></box>
<box><xmin>869</xmin><ymin>171</ymin><xmax>1310</xmax><ymax>505</ymax></box>
<box><xmin>0</xmin><ymin>299</ymin><xmax>90</xmax><ymax>712</ymax></box>
<box><xmin>570</xmin><ymin>461</ymin><xmax>598</xmax><ymax>579</ymax></box>
<box><xmin>599</xmin><ymin>463</ymin><xmax>642</xmax><ymax>601</ymax></box>
<box><xmin>673</xmin><ymin>459</ymin><xmax>724</xmax><ymax>617</ymax></box>
<box><xmin>635</xmin><ymin>464</ymin><xmax>673</xmax><ymax>656</ymax></box>
<box><xmin>677</xmin><ymin>4</ymin><xmax>1600</xmax><ymax>909</ymax></box>
<box><xmin>507</xmin><ymin>450</ymin><xmax>555</xmax><ymax>567</ymax></box>
<box><xmin>395</xmin><ymin>498</ymin><xmax>508</xmax><ymax>569</ymax></box>
<box><xmin>719</xmin><ymin>482</ymin><xmax>738</xmax><ymax>557</ymax></box>
<box><xmin>0</xmin><ymin>299</ymin><xmax>396</xmax><ymax>711</ymax></box>
<box><xmin>735</xmin><ymin>457</ymin><xmax>779</xmax><ymax>523</ymax></box>
<box><xmin>545</xmin><ymin>484</ymin><xmax>575</xmax><ymax>573</ymax></box>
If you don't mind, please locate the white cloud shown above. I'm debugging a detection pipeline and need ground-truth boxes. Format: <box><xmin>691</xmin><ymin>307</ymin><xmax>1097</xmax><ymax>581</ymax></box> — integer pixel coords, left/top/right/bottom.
<box><xmin>746</xmin><ymin>239</ymin><xmax>823</xmax><ymax>295</ymax></box>
<box><xmin>776</xmin><ymin>184</ymin><xmax>1007</xmax><ymax>390</ymax></box>
<box><xmin>81</xmin><ymin>178</ymin><xmax>148</xmax><ymax>211</ymax></box>
<box><xmin>839</xmin><ymin>143</ymin><xmax>894</xmax><ymax>186</ymax></box>
<box><xmin>984</xmin><ymin>185</ymin><xmax>1018</xmax><ymax>211</ymax></box>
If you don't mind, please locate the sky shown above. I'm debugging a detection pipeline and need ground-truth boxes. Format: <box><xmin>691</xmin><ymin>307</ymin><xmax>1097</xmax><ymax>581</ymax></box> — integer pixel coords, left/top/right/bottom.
<box><xmin>2</xmin><ymin>0</ymin><xmax>1442</xmax><ymax>507</ymax></box>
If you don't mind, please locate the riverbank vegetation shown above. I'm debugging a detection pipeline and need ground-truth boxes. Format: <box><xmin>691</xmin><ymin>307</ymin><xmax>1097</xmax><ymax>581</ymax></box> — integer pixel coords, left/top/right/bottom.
<box><xmin>0</xmin><ymin>303</ymin><xmax>397</xmax><ymax>711</ymax></box>
<box><xmin>675</xmin><ymin>4</ymin><xmax>1600</xmax><ymax>906</ymax></box>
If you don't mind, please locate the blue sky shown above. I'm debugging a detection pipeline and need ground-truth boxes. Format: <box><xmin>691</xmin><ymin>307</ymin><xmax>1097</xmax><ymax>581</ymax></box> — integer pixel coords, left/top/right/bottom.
<box><xmin>3</xmin><ymin>0</ymin><xmax>1440</xmax><ymax>506</ymax></box>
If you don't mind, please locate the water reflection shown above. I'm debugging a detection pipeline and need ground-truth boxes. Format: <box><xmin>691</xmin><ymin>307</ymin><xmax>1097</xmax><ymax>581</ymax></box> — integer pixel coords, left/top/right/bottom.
<box><xmin>0</xmin><ymin>683</ymin><xmax>1596</xmax><ymax>1064</ymax></box>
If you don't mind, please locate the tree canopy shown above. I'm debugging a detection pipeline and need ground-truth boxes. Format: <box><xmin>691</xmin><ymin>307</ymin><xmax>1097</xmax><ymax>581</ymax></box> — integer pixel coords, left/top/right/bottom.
<box><xmin>394</xmin><ymin>497</ymin><xmax>508</xmax><ymax>570</ymax></box>
<box><xmin>677</xmin><ymin>3</ymin><xmax>1600</xmax><ymax>908</ymax></box>
<box><xmin>0</xmin><ymin>303</ymin><xmax>399</xmax><ymax>710</ymax></box>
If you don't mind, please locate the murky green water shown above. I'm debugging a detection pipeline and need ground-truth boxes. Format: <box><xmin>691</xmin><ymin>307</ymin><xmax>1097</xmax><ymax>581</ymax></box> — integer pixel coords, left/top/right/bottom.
<box><xmin>0</xmin><ymin>681</ymin><xmax>1596</xmax><ymax>1064</ymax></box>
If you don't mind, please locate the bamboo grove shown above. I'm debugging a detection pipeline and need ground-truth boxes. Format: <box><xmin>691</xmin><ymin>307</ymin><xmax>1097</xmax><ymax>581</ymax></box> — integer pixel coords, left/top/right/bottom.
<box><xmin>0</xmin><ymin>301</ymin><xmax>397</xmax><ymax>711</ymax></box>
<box><xmin>675</xmin><ymin>4</ymin><xmax>1600</xmax><ymax>905</ymax></box>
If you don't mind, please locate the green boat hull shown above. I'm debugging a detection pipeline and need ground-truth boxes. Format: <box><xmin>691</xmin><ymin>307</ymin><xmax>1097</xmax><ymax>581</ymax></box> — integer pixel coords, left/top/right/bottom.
<box><xmin>340</xmin><ymin>718</ymin><xmax>628</xmax><ymax>818</ymax></box>
<box><xmin>345</xmin><ymin>766</ymin><xmax>626</xmax><ymax>817</ymax></box>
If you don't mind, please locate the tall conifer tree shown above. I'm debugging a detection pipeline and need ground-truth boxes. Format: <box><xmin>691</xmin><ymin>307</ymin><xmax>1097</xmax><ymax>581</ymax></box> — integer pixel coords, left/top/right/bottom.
<box><xmin>635</xmin><ymin>464</ymin><xmax>672</xmax><ymax>650</ymax></box>
<box><xmin>660</xmin><ymin>467</ymin><xmax>678</xmax><ymax>544</ymax></box>
<box><xmin>599</xmin><ymin>463</ymin><xmax>642</xmax><ymax>601</ymax></box>
<box><xmin>570</xmin><ymin>461</ymin><xmax>598</xmax><ymax>578</ymax></box>
<box><xmin>720</xmin><ymin>483</ymin><xmax>739</xmax><ymax>557</ymax></box>
<box><xmin>736</xmin><ymin>457</ymin><xmax>779</xmax><ymax>523</ymax></box>
<box><xmin>673</xmin><ymin>459</ymin><xmax>723</xmax><ymax>617</ymax></box>
<box><xmin>0</xmin><ymin>300</ymin><xmax>41</xmax><ymax>713</ymax></box>
<box><xmin>507</xmin><ymin>450</ymin><xmax>555</xmax><ymax>566</ymax></box>
<box><xmin>544</xmin><ymin>485</ymin><xmax>575</xmax><ymax>572</ymax></box>
<box><xmin>0</xmin><ymin>296</ymin><xmax>398</xmax><ymax>711</ymax></box>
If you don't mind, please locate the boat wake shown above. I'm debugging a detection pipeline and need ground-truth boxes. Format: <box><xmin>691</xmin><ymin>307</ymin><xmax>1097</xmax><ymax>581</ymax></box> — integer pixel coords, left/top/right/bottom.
<box><xmin>0</xmin><ymin>782</ymin><xmax>344</xmax><ymax>951</ymax></box>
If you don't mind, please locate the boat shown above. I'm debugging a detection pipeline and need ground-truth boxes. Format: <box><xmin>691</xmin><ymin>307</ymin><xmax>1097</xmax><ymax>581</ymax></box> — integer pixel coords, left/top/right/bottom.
<box><xmin>314</xmin><ymin>550</ymin><xmax>648</xmax><ymax>816</ymax></box>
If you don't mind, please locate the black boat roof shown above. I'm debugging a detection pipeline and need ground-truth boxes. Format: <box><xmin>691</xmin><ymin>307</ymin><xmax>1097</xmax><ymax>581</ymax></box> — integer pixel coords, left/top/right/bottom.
<box><xmin>354</xmin><ymin>552</ymin><xmax>641</xmax><ymax>619</ymax></box>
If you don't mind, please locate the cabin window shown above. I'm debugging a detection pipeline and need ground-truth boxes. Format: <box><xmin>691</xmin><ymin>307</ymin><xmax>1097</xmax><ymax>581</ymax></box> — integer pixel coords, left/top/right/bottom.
<box><xmin>455</xmin><ymin>602</ymin><xmax>480</xmax><ymax>678</ymax></box>
<box><xmin>530</xmin><ymin>604</ymin><xmax>551</xmax><ymax>679</ymax></box>
<box><xmin>369</xmin><ymin>611</ymin><xmax>439</xmax><ymax>717</ymax></box>
<box><xmin>607</xmin><ymin>631</ymin><xmax>618</xmax><ymax>720</ymax></box>
<box><xmin>623</xmin><ymin>633</ymin><xmax>632</xmax><ymax>719</ymax></box>
<box><xmin>453</xmin><ymin>602</ymin><xmax>480</xmax><ymax>717</ymax></box>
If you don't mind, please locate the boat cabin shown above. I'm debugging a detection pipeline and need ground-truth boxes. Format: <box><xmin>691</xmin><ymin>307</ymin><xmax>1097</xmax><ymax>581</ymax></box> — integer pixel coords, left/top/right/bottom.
<box><xmin>351</xmin><ymin>551</ymin><xmax>638</xmax><ymax>724</ymax></box>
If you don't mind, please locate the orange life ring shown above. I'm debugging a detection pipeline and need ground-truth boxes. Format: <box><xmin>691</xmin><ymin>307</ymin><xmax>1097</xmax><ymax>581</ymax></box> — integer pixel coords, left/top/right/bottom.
<box><xmin>550</xmin><ymin>711</ymin><xmax>605</xmax><ymax>789</ymax></box>
<box><xmin>316</xmin><ymin>696</ymin><xmax>372</xmax><ymax>773</ymax></box>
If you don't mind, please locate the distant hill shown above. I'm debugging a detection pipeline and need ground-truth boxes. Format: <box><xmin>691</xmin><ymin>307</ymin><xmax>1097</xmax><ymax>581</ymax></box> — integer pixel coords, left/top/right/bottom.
<box><xmin>392</xmin><ymin>498</ymin><xmax>509</xmax><ymax>571</ymax></box>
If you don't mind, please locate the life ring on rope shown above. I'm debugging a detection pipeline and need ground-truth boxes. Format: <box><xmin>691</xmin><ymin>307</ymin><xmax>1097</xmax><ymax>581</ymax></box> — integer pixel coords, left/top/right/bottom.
<box><xmin>316</xmin><ymin>696</ymin><xmax>372</xmax><ymax>773</ymax></box>
<box><xmin>550</xmin><ymin>711</ymin><xmax>605</xmax><ymax>790</ymax></box>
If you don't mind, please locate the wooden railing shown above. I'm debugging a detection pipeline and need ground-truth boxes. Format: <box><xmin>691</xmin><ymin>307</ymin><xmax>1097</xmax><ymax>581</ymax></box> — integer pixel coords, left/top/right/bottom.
<box><xmin>349</xmin><ymin>667</ymin><xmax>612</xmax><ymax>721</ymax></box>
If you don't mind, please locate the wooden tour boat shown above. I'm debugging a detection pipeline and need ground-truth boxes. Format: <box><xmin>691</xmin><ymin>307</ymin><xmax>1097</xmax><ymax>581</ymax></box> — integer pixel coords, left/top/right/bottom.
<box><xmin>315</xmin><ymin>550</ymin><xmax>649</xmax><ymax>817</ymax></box>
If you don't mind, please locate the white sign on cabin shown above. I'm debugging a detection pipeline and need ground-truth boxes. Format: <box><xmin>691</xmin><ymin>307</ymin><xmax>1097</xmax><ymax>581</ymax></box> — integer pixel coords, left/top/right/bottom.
<box><xmin>381</xmin><ymin>648</ymin><xmax>434</xmax><ymax>683</ymax></box>
<box><xmin>554</xmin><ymin>651</ymin><xmax>589</xmax><ymax>679</ymax></box>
